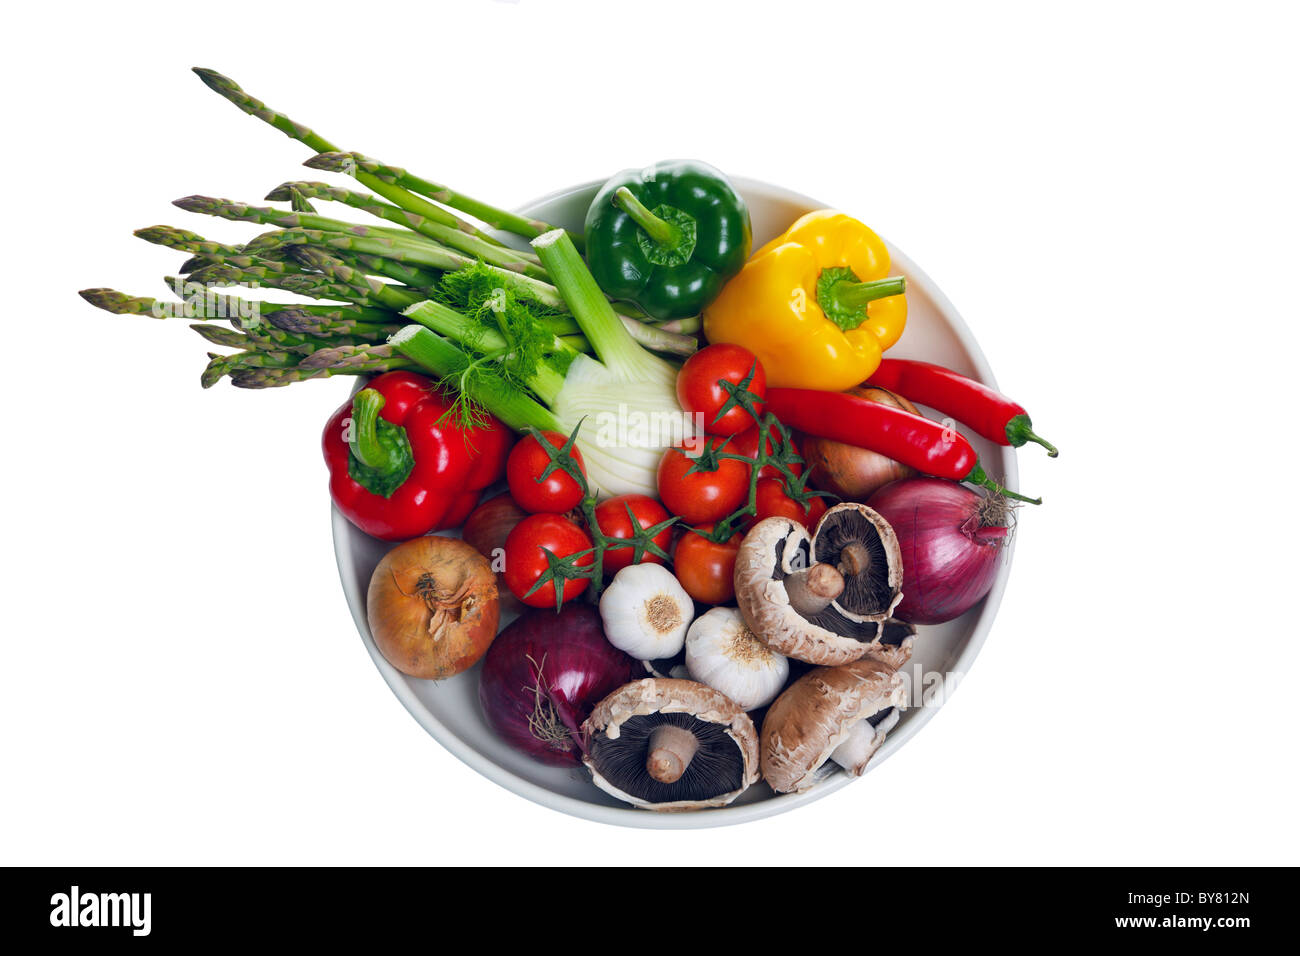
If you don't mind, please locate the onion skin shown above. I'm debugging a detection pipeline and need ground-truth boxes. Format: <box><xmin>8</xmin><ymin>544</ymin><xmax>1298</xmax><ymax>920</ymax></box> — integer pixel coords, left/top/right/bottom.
<box><xmin>479</xmin><ymin>604</ymin><xmax>638</xmax><ymax>766</ymax></box>
<box><xmin>803</xmin><ymin>386</ymin><xmax>920</xmax><ymax>500</ymax></box>
<box><xmin>366</xmin><ymin>536</ymin><xmax>500</xmax><ymax>679</ymax></box>
<box><xmin>867</xmin><ymin>478</ymin><xmax>1009</xmax><ymax>625</ymax></box>
<box><xmin>462</xmin><ymin>492</ymin><xmax>525</xmax><ymax>569</ymax></box>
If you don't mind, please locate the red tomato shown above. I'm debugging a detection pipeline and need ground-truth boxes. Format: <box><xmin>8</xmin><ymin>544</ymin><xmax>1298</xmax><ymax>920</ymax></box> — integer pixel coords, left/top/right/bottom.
<box><xmin>506</xmin><ymin>431</ymin><xmax>587</xmax><ymax>513</ymax></box>
<box><xmin>593</xmin><ymin>494</ymin><xmax>674</xmax><ymax>573</ymax></box>
<box><xmin>503</xmin><ymin>513</ymin><xmax>594</xmax><ymax>608</ymax></box>
<box><xmin>748</xmin><ymin>478</ymin><xmax>828</xmax><ymax>530</ymax></box>
<box><xmin>676</xmin><ymin>344</ymin><xmax>767</xmax><ymax>436</ymax></box>
<box><xmin>731</xmin><ymin>422</ymin><xmax>802</xmax><ymax>480</ymax></box>
<box><xmin>674</xmin><ymin>526</ymin><xmax>743</xmax><ymax>605</ymax></box>
<box><xmin>656</xmin><ymin>437</ymin><xmax>750</xmax><ymax>525</ymax></box>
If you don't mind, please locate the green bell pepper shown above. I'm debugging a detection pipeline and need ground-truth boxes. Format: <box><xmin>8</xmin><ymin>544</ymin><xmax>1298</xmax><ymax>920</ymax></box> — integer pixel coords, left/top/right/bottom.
<box><xmin>584</xmin><ymin>160</ymin><xmax>752</xmax><ymax>321</ymax></box>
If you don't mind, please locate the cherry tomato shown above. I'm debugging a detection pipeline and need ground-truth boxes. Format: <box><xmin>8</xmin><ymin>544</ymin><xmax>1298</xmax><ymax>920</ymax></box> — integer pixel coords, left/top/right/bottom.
<box><xmin>593</xmin><ymin>494</ymin><xmax>674</xmax><ymax>574</ymax></box>
<box><xmin>731</xmin><ymin>422</ymin><xmax>802</xmax><ymax>480</ymax></box>
<box><xmin>656</xmin><ymin>437</ymin><xmax>750</xmax><ymax>525</ymax></box>
<box><xmin>506</xmin><ymin>431</ymin><xmax>586</xmax><ymax>513</ymax></box>
<box><xmin>676</xmin><ymin>344</ymin><xmax>767</xmax><ymax>436</ymax></box>
<box><xmin>748</xmin><ymin>478</ymin><xmax>828</xmax><ymax>530</ymax></box>
<box><xmin>503</xmin><ymin>513</ymin><xmax>594</xmax><ymax>608</ymax></box>
<box><xmin>674</xmin><ymin>526</ymin><xmax>743</xmax><ymax>605</ymax></box>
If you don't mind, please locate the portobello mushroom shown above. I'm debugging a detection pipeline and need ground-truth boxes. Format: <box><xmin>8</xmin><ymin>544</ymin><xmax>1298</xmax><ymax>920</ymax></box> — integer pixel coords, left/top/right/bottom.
<box><xmin>734</xmin><ymin>503</ymin><xmax>904</xmax><ymax>665</ymax></box>
<box><xmin>581</xmin><ymin>678</ymin><xmax>759</xmax><ymax>811</ymax></box>
<box><xmin>760</xmin><ymin>658</ymin><xmax>907</xmax><ymax>794</ymax></box>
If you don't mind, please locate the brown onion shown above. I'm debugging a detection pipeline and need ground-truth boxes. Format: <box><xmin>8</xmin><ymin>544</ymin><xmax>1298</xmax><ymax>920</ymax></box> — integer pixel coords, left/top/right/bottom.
<box><xmin>803</xmin><ymin>386</ymin><xmax>920</xmax><ymax>500</ymax></box>
<box><xmin>366</xmin><ymin>536</ymin><xmax>500</xmax><ymax>679</ymax></box>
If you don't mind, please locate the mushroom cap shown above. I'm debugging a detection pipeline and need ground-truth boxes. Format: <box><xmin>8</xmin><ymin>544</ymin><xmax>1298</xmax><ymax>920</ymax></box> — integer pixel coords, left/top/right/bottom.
<box><xmin>582</xmin><ymin>678</ymin><xmax>760</xmax><ymax>811</ymax></box>
<box><xmin>760</xmin><ymin>658</ymin><xmax>907</xmax><ymax>794</ymax></box>
<box><xmin>734</xmin><ymin>503</ymin><xmax>904</xmax><ymax>666</ymax></box>
<box><xmin>860</xmin><ymin>618</ymin><xmax>916</xmax><ymax>669</ymax></box>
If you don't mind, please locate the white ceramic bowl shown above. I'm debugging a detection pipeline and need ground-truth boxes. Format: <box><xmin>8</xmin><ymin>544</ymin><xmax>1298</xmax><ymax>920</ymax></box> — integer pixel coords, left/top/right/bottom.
<box><xmin>332</xmin><ymin>178</ymin><xmax>1018</xmax><ymax>828</ymax></box>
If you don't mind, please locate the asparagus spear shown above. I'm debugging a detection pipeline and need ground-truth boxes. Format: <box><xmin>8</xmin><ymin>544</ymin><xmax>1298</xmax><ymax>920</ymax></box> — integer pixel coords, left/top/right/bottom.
<box><xmin>174</xmin><ymin>192</ymin><xmax>544</xmax><ymax>279</ymax></box>
<box><xmin>201</xmin><ymin>348</ymin><xmax>303</xmax><ymax>389</ymax></box>
<box><xmin>79</xmin><ymin>288</ymin><xmax>170</xmax><ymax>317</ymax></box>
<box><xmin>305</xmin><ymin>150</ymin><xmax>585</xmax><ymax>251</ymax></box>
<box><xmin>243</xmin><ymin>227</ymin><xmax>697</xmax><ymax>355</ymax></box>
<box><xmin>135</xmin><ymin>225</ymin><xmax>308</xmax><ymax>275</ymax></box>
<box><xmin>265</xmin><ymin>182</ymin><xmax>545</xmax><ymax>277</ymax></box>
<box><xmin>262</xmin><ymin>307</ymin><xmax>400</xmax><ymax>335</ymax></box>
<box><xmin>190</xmin><ymin>322</ymin><xmax>370</xmax><ymax>355</ymax></box>
<box><xmin>339</xmin><ymin>252</ymin><xmax>441</xmax><ymax>292</ymax></box>
<box><xmin>190</xmin><ymin>68</ymin><xmax>513</xmax><ymax>247</ymax></box>
<box><xmin>182</xmin><ymin>260</ymin><xmax>422</xmax><ymax>311</ymax></box>
<box><xmin>297</xmin><ymin>343</ymin><xmax>403</xmax><ymax>370</ymax></box>
<box><xmin>228</xmin><ymin>355</ymin><xmax>415</xmax><ymax>389</ymax></box>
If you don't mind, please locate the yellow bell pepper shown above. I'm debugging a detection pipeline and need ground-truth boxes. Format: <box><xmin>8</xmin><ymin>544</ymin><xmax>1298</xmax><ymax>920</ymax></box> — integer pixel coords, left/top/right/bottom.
<box><xmin>702</xmin><ymin>209</ymin><xmax>907</xmax><ymax>391</ymax></box>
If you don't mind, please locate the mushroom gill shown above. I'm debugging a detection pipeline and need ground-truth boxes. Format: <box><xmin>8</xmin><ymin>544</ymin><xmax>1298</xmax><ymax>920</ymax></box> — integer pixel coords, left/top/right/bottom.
<box><xmin>587</xmin><ymin>711</ymin><xmax>746</xmax><ymax>805</ymax></box>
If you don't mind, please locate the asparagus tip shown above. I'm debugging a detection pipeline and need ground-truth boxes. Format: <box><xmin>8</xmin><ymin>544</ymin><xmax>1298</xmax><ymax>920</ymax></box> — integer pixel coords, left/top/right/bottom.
<box><xmin>192</xmin><ymin>67</ymin><xmax>235</xmax><ymax>93</ymax></box>
<box><xmin>303</xmin><ymin>151</ymin><xmax>357</xmax><ymax>175</ymax></box>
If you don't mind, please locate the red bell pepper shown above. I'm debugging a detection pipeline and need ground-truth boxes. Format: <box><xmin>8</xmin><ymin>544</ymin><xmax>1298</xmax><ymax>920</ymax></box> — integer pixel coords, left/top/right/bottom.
<box><xmin>323</xmin><ymin>371</ymin><xmax>510</xmax><ymax>541</ymax></box>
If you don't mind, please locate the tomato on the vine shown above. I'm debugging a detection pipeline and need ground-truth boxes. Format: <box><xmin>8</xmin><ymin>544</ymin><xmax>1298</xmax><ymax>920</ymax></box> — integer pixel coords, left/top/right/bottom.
<box><xmin>506</xmin><ymin>431</ymin><xmax>586</xmax><ymax>513</ymax></box>
<box><xmin>676</xmin><ymin>344</ymin><xmax>766</xmax><ymax>436</ymax></box>
<box><xmin>503</xmin><ymin>513</ymin><xmax>593</xmax><ymax>608</ymax></box>
<box><xmin>656</xmin><ymin>437</ymin><xmax>750</xmax><ymax>525</ymax></box>
<box><xmin>748</xmin><ymin>478</ymin><xmax>828</xmax><ymax>530</ymax></box>
<box><xmin>674</xmin><ymin>526</ymin><xmax>744</xmax><ymax>605</ymax></box>
<box><xmin>592</xmin><ymin>494</ymin><xmax>674</xmax><ymax>574</ymax></box>
<box><xmin>731</xmin><ymin>422</ymin><xmax>802</xmax><ymax>481</ymax></box>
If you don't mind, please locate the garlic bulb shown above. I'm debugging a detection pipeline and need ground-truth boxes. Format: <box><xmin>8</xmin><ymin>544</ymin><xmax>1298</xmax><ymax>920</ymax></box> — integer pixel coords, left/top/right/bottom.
<box><xmin>685</xmin><ymin>607</ymin><xmax>789</xmax><ymax>711</ymax></box>
<box><xmin>599</xmin><ymin>564</ymin><xmax>694</xmax><ymax>660</ymax></box>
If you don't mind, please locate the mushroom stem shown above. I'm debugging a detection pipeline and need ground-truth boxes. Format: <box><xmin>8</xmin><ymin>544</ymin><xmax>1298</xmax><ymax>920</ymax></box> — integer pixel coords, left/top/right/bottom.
<box><xmin>646</xmin><ymin>724</ymin><xmax>700</xmax><ymax>783</ymax></box>
<box><xmin>829</xmin><ymin>707</ymin><xmax>901</xmax><ymax>775</ymax></box>
<box><xmin>837</xmin><ymin>542</ymin><xmax>872</xmax><ymax>577</ymax></box>
<box><xmin>784</xmin><ymin>563</ymin><xmax>845</xmax><ymax>616</ymax></box>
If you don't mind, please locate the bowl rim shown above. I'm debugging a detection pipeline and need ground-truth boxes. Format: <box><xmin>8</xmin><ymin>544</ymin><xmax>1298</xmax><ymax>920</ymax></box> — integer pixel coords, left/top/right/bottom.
<box><xmin>330</xmin><ymin>175</ymin><xmax>1018</xmax><ymax>829</ymax></box>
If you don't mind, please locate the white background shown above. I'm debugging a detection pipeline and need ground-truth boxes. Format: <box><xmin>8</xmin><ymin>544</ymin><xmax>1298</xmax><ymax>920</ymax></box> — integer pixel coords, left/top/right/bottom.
<box><xmin>3</xmin><ymin>0</ymin><xmax>1296</xmax><ymax>865</ymax></box>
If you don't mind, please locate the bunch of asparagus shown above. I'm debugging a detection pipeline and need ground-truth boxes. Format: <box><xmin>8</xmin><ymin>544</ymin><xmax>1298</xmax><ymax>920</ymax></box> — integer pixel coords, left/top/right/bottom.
<box><xmin>79</xmin><ymin>69</ymin><xmax>699</xmax><ymax>389</ymax></box>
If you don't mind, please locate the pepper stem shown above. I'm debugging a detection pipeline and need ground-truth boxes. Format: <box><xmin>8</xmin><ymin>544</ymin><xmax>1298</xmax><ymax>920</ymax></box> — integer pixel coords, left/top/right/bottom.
<box><xmin>1005</xmin><ymin>414</ymin><xmax>1059</xmax><ymax>457</ymax></box>
<box><xmin>349</xmin><ymin>389</ymin><xmax>394</xmax><ymax>470</ymax></box>
<box><xmin>613</xmin><ymin>187</ymin><xmax>682</xmax><ymax>249</ymax></box>
<box><xmin>965</xmin><ymin>463</ymin><xmax>1042</xmax><ymax>505</ymax></box>
<box><xmin>825</xmin><ymin>275</ymin><xmax>906</xmax><ymax>311</ymax></box>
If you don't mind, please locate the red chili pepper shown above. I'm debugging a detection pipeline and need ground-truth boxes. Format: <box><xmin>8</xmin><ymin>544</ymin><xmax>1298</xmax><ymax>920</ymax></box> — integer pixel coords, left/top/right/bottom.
<box><xmin>868</xmin><ymin>359</ymin><xmax>1057</xmax><ymax>457</ymax></box>
<box><xmin>764</xmin><ymin>388</ymin><xmax>1040</xmax><ymax>504</ymax></box>
<box><xmin>323</xmin><ymin>371</ymin><xmax>510</xmax><ymax>540</ymax></box>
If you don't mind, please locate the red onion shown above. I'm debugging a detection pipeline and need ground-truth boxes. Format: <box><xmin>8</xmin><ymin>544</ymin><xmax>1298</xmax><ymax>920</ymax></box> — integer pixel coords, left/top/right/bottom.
<box><xmin>867</xmin><ymin>478</ymin><xmax>1011</xmax><ymax>625</ymax></box>
<box><xmin>478</xmin><ymin>604</ymin><xmax>638</xmax><ymax>766</ymax></box>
